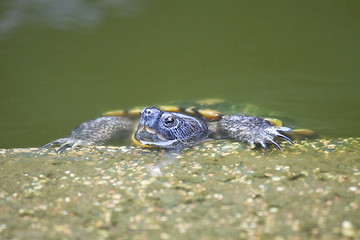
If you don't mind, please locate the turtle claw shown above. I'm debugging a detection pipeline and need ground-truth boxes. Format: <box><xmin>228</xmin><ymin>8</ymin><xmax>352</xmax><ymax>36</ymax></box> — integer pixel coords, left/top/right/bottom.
<box><xmin>261</xmin><ymin>126</ymin><xmax>295</xmax><ymax>151</ymax></box>
<box><xmin>40</xmin><ymin>138</ymin><xmax>86</xmax><ymax>154</ymax></box>
<box><xmin>40</xmin><ymin>141</ymin><xmax>60</xmax><ymax>150</ymax></box>
<box><xmin>262</xmin><ymin>127</ymin><xmax>294</xmax><ymax>151</ymax></box>
<box><xmin>40</xmin><ymin>138</ymin><xmax>68</xmax><ymax>151</ymax></box>
<box><xmin>56</xmin><ymin>143</ymin><xmax>72</xmax><ymax>154</ymax></box>
<box><xmin>268</xmin><ymin>138</ymin><xmax>282</xmax><ymax>150</ymax></box>
<box><xmin>276</xmin><ymin>133</ymin><xmax>294</xmax><ymax>145</ymax></box>
<box><xmin>259</xmin><ymin>141</ymin><xmax>267</xmax><ymax>150</ymax></box>
<box><xmin>273</xmin><ymin>127</ymin><xmax>294</xmax><ymax>147</ymax></box>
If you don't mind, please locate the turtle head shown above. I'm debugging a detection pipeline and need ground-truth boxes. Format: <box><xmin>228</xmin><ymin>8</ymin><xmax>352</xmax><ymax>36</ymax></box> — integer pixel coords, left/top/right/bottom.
<box><xmin>133</xmin><ymin>107</ymin><xmax>208</xmax><ymax>150</ymax></box>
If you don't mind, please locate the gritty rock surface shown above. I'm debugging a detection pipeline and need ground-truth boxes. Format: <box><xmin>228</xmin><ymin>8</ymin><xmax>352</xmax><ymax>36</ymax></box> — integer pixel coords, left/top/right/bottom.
<box><xmin>1</xmin><ymin>138</ymin><xmax>360</xmax><ymax>239</ymax></box>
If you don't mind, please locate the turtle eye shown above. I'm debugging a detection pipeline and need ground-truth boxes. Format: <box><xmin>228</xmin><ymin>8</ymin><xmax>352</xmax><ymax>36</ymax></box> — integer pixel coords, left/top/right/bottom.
<box><xmin>162</xmin><ymin>116</ymin><xmax>176</xmax><ymax>127</ymax></box>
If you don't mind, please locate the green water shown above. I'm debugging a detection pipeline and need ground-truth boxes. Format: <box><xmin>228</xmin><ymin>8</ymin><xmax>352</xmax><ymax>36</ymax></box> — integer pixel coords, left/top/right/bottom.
<box><xmin>1</xmin><ymin>0</ymin><xmax>360</xmax><ymax>148</ymax></box>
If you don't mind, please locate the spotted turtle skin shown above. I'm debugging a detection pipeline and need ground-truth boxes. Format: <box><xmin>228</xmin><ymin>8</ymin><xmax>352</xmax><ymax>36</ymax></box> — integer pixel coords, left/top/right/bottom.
<box><xmin>41</xmin><ymin>100</ymin><xmax>305</xmax><ymax>153</ymax></box>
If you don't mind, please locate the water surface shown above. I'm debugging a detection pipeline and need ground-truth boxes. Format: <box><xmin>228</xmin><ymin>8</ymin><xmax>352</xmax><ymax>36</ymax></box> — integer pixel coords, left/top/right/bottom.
<box><xmin>1</xmin><ymin>0</ymin><xmax>360</xmax><ymax>148</ymax></box>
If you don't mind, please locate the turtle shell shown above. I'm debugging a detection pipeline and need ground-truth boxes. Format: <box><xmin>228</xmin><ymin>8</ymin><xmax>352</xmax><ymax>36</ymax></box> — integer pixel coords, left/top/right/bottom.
<box><xmin>102</xmin><ymin>99</ymin><xmax>318</xmax><ymax>141</ymax></box>
<box><xmin>102</xmin><ymin>100</ymin><xmax>223</xmax><ymax>121</ymax></box>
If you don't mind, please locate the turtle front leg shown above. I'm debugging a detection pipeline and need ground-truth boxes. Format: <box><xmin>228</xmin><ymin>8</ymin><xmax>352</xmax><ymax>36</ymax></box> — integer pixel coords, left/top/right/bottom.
<box><xmin>217</xmin><ymin>115</ymin><xmax>293</xmax><ymax>150</ymax></box>
<box><xmin>41</xmin><ymin>116</ymin><xmax>135</xmax><ymax>154</ymax></box>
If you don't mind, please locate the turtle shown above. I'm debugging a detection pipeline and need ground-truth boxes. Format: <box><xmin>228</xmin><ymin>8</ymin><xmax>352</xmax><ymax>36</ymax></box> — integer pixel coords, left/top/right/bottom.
<box><xmin>41</xmin><ymin>99</ymin><xmax>316</xmax><ymax>154</ymax></box>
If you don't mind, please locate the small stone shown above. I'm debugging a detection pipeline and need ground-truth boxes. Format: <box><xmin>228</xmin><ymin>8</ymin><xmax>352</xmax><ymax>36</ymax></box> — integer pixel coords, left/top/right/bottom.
<box><xmin>269</xmin><ymin>207</ymin><xmax>278</xmax><ymax>213</ymax></box>
<box><xmin>342</xmin><ymin>221</ymin><xmax>355</xmax><ymax>237</ymax></box>
<box><xmin>160</xmin><ymin>233</ymin><xmax>171</xmax><ymax>239</ymax></box>
<box><xmin>272</xmin><ymin>176</ymin><xmax>281</xmax><ymax>181</ymax></box>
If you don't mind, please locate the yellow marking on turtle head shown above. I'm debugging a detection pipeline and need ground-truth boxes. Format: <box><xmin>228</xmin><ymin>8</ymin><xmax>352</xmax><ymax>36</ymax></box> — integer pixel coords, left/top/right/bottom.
<box><xmin>197</xmin><ymin>109</ymin><xmax>222</xmax><ymax>121</ymax></box>
<box><xmin>264</xmin><ymin>118</ymin><xmax>283</xmax><ymax>127</ymax></box>
<box><xmin>131</xmin><ymin>135</ymin><xmax>154</xmax><ymax>148</ymax></box>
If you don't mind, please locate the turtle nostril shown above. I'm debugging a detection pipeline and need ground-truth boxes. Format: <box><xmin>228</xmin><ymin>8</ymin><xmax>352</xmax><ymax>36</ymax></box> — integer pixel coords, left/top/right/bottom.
<box><xmin>143</xmin><ymin>108</ymin><xmax>152</xmax><ymax>116</ymax></box>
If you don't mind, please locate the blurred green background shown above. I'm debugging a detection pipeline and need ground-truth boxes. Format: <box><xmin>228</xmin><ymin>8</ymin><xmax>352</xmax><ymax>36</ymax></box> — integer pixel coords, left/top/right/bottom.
<box><xmin>1</xmin><ymin>0</ymin><xmax>359</xmax><ymax>148</ymax></box>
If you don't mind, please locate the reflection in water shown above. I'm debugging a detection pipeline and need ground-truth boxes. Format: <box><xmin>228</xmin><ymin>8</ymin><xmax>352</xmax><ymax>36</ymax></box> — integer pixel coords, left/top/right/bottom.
<box><xmin>0</xmin><ymin>0</ymin><xmax>141</xmax><ymax>38</ymax></box>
